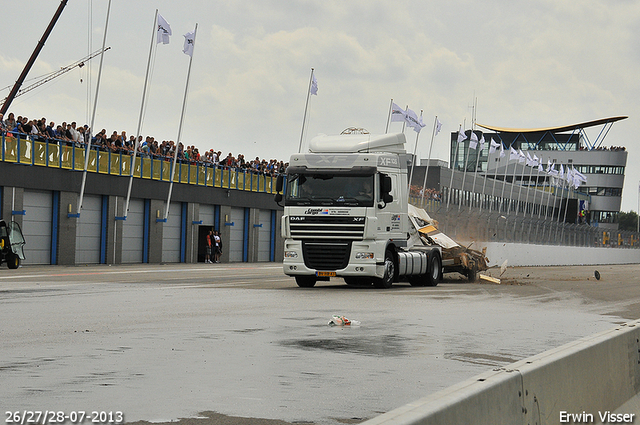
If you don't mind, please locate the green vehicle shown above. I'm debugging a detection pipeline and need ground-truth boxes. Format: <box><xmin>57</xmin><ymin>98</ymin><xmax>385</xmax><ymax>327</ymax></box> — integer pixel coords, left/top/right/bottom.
<box><xmin>0</xmin><ymin>220</ymin><xmax>26</xmax><ymax>269</ymax></box>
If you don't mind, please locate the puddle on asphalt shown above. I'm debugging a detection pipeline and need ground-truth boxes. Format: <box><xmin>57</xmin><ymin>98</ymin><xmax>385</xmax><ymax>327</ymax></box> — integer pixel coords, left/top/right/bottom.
<box><xmin>280</xmin><ymin>334</ymin><xmax>409</xmax><ymax>357</ymax></box>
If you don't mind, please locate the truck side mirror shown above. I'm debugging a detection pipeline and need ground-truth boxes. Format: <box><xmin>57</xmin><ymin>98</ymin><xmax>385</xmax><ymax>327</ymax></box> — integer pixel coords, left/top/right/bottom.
<box><xmin>379</xmin><ymin>174</ymin><xmax>393</xmax><ymax>207</ymax></box>
<box><xmin>274</xmin><ymin>175</ymin><xmax>284</xmax><ymax>205</ymax></box>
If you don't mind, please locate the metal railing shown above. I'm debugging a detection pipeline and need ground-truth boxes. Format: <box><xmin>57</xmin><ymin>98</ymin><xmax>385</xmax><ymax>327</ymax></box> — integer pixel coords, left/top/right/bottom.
<box><xmin>1</xmin><ymin>133</ymin><xmax>278</xmax><ymax>193</ymax></box>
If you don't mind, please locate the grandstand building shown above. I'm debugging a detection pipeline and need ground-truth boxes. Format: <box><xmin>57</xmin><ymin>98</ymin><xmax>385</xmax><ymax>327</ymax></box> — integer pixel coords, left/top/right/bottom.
<box><xmin>447</xmin><ymin>117</ymin><xmax>628</xmax><ymax>229</ymax></box>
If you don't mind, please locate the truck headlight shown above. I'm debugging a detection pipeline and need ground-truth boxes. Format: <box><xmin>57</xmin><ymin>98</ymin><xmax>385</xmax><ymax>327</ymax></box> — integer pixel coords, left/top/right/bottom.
<box><xmin>284</xmin><ymin>251</ymin><xmax>298</xmax><ymax>258</ymax></box>
<box><xmin>355</xmin><ymin>252</ymin><xmax>374</xmax><ymax>259</ymax></box>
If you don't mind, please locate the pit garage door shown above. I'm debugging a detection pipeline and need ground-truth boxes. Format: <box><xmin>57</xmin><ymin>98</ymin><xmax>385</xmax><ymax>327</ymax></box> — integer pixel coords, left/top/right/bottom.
<box><xmin>257</xmin><ymin>209</ymin><xmax>272</xmax><ymax>262</ymax></box>
<box><xmin>22</xmin><ymin>190</ymin><xmax>52</xmax><ymax>265</ymax></box>
<box><xmin>122</xmin><ymin>198</ymin><xmax>144</xmax><ymax>263</ymax></box>
<box><xmin>228</xmin><ymin>207</ymin><xmax>245</xmax><ymax>262</ymax></box>
<box><xmin>200</xmin><ymin>204</ymin><xmax>215</xmax><ymax>226</ymax></box>
<box><xmin>75</xmin><ymin>195</ymin><xmax>102</xmax><ymax>264</ymax></box>
<box><xmin>162</xmin><ymin>202</ymin><xmax>182</xmax><ymax>263</ymax></box>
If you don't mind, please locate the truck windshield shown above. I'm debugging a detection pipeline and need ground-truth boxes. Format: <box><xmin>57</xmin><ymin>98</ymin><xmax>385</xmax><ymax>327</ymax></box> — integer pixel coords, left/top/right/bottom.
<box><xmin>285</xmin><ymin>174</ymin><xmax>375</xmax><ymax>207</ymax></box>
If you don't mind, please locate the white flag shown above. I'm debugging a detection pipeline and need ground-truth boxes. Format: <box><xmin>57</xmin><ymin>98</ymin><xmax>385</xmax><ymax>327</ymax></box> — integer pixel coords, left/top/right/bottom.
<box><xmin>469</xmin><ymin>132</ymin><xmax>478</xmax><ymax>149</ymax></box>
<box><xmin>489</xmin><ymin>138</ymin><xmax>500</xmax><ymax>154</ymax></box>
<box><xmin>538</xmin><ymin>158</ymin><xmax>544</xmax><ymax>173</ymax></box>
<box><xmin>517</xmin><ymin>149</ymin><xmax>526</xmax><ymax>164</ymax></box>
<box><xmin>390</xmin><ymin>102</ymin><xmax>406</xmax><ymax>122</ymax></box>
<box><xmin>457</xmin><ymin>128</ymin><xmax>467</xmax><ymax>144</ymax></box>
<box><xmin>509</xmin><ymin>147</ymin><xmax>519</xmax><ymax>161</ymax></box>
<box><xmin>310</xmin><ymin>73</ymin><xmax>318</xmax><ymax>95</ymax></box>
<box><xmin>533</xmin><ymin>154</ymin><xmax>540</xmax><ymax>168</ymax></box>
<box><xmin>499</xmin><ymin>142</ymin><xmax>505</xmax><ymax>158</ymax></box>
<box><xmin>157</xmin><ymin>14</ymin><xmax>172</xmax><ymax>44</ymax></box>
<box><xmin>558</xmin><ymin>164</ymin><xmax>565</xmax><ymax>180</ymax></box>
<box><xmin>405</xmin><ymin>108</ymin><xmax>422</xmax><ymax>132</ymax></box>
<box><xmin>525</xmin><ymin>152</ymin><xmax>534</xmax><ymax>167</ymax></box>
<box><xmin>479</xmin><ymin>135</ymin><xmax>485</xmax><ymax>151</ymax></box>
<box><xmin>435</xmin><ymin>118</ymin><xmax>442</xmax><ymax>135</ymax></box>
<box><xmin>412</xmin><ymin>114</ymin><xmax>426</xmax><ymax>133</ymax></box>
<box><xmin>183</xmin><ymin>29</ymin><xmax>195</xmax><ymax>57</ymax></box>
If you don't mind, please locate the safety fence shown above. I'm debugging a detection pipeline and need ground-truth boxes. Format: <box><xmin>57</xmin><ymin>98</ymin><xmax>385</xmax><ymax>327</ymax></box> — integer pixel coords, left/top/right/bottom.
<box><xmin>1</xmin><ymin>134</ymin><xmax>278</xmax><ymax>193</ymax></box>
<box><xmin>410</xmin><ymin>196</ymin><xmax>640</xmax><ymax>249</ymax></box>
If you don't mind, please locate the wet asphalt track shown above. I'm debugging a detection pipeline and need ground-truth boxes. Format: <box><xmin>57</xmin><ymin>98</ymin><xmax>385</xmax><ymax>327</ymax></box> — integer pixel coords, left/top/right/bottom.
<box><xmin>0</xmin><ymin>263</ymin><xmax>635</xmax><ymax>424</ymax></box>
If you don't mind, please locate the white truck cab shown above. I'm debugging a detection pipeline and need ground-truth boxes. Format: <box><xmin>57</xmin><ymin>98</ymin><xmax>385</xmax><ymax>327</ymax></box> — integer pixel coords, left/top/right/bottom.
<box><xmin>275</xmin><ymin>131</ymin><xmax>441</xmax><ymax>288</ymax></box>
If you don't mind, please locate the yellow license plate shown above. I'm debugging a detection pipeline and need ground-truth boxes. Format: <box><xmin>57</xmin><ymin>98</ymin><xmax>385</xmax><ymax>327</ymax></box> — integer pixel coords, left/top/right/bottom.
<box><xmin>316</xmin><ymin>271</ymin><xmax>336</xmax><ymax>277</ymax></box>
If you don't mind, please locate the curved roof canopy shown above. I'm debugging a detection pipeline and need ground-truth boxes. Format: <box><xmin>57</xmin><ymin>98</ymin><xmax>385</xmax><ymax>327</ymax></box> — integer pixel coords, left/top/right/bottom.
<box><xmin>476</xmin><ymin>116</ymin><xmax>628</xmax><ymax>133</ymax></box>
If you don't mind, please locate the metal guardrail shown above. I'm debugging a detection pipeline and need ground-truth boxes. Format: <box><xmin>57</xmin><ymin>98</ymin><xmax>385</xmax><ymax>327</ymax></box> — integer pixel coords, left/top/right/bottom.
<box><xmin>409</xmin><ymin>196</ymin><xmax>640</xmax><ymax>249</ymax></box>
<box><xmin>1</xmin><ymin>133</ymin><xmax>278</xmax><ymax>193</ymax></box>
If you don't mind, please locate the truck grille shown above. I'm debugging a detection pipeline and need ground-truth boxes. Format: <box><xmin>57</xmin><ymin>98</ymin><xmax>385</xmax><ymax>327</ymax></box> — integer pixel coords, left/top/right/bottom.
<box><xmin>302</xmin><ymin>241</ymin><xmax>351</xmax><ymax>271</ymax></box>
<box><xmin>289</xmin><ymin>216</ymin><xmax>365</xmax><ymax>241</ymax></box>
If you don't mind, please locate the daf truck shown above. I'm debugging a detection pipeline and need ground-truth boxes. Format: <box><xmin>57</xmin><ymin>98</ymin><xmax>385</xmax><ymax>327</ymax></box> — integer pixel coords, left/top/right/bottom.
<box><xmin>275</xmin><ymin>129</ymin><xmax>442</xmax><ymax>288</ymax></box>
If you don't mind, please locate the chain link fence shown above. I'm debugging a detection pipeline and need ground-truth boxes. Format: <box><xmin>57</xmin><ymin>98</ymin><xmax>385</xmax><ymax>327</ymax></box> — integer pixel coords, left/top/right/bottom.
<box><xmin>410</xmin><ymin>196</ymin><xmax>640</xmax><ymax>249</ymax></box>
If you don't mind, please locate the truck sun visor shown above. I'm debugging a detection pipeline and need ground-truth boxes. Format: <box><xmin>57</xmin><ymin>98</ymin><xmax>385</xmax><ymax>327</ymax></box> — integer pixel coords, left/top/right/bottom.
<box><xmin>285</xmin><ymin>165</ymin><xmax>377</xmax><ymax>176</ymax></box>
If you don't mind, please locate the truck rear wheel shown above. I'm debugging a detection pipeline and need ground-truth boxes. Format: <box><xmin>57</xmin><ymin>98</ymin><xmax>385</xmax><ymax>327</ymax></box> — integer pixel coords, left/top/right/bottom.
<box><xmin>374</xmin><ymin>250</ymin><xmax>395</xmax><ymax>289</ymax></box>
<box><xmin>425</xmin><ymin>253</ymin><xmax>441</xmax><ymax>287</ymax></box>
<box><xmin>7</xmin><ymin>252</ymin><xmax>20</xmax><ymax>269</ymax></box>
<box><xmin>295</xmin><ymin>276</ymin><xmax>317</xmax><ymax>288</ymax></box>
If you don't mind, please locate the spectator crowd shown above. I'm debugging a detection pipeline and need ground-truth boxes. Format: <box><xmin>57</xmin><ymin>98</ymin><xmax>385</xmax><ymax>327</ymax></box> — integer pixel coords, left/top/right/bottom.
<box><xmin>0</xmin><ymin>111</ymin><xmax>288</xmax><ymax>176</ymax></box>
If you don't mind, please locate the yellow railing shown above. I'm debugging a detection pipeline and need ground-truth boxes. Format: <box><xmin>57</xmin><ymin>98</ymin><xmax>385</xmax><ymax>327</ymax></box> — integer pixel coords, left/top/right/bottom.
<box><xmin>1</xmin><ymin>134</ymin><xmax>278</xmax><ymax>194</ymax></box>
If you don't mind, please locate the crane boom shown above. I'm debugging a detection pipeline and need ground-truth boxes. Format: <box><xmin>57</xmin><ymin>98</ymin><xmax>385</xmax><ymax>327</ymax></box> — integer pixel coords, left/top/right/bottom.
<box><xmin>1</xmin><ymin>47</ymin><xmax>111</xmax><ymax>105</ymax></box>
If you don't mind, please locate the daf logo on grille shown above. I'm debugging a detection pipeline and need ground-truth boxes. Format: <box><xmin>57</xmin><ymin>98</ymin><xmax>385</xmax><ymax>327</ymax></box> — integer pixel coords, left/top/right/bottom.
<box><xmin>290</xmin><ymin>216</ymin><xmax>305</xmax><ymax>221</ymax></box>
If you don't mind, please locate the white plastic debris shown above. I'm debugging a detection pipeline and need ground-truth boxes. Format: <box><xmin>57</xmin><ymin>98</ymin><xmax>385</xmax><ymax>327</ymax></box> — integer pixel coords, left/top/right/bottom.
<box><xmin>328</xmin><ymin>315</ymin><xmax>361</xmax><ymax>326</ymax></box>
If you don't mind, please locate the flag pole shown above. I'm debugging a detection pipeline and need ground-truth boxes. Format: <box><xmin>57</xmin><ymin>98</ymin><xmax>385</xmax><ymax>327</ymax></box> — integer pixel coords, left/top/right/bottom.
<box><xmin>408</xmin><ymin>110</ymin><xmax>423</xmax><ymax>192</ymax></box>
<box><xmin>123</xmin><ymin>9</ymin><xmax>157</xmax><ymax>220</ymax></box>
<box><xmin>165</xmin><ymin>23</ymin><xmax>197</xmax><ymax>220</ymax></box>
<box><xmin>490</xmin><ymin>139</ymin><xmax>503</xmax><ymax>213</ymax></box>
<box><xmin>480</xmin><ymin>138</ymin><xmax>494</xmax><ymax>212</ymax></box>
<box><xmin>77</xmin><ymin>0</ymin><xmax>111</xmax><ymax>217</ymax></box>
<box><xmin>525</xmin><ymin>156</ymin><xmax>536</xmax><ymax>218</ymax></box>
<box><xmin>384</xmin><ymin>98</ymin><xmax>393</xmax><ymax>134</ymax></box>
<box><xmin>514</xmin><ymin>153</ymin><xmax>527</xmax><ymax>216</ymax></box>
<box><xmin>506</xmin><ymin>145</ymin><xmax>520</xmax><ymax>215</ymax></box>
<box><xmin>447</xmin><ymin>126</ymin><xmax>464</xmax><ymax>210</ymax></box>
<box><xmin>535</xmin><ymin>158</ymin><xmax>547</xmax><ymax>219</ymax></box>
<box><xmin>420</xmin><ymin>116</ymin><xmax>438</xmax><ymax>207</ymax></box>
<box><xmin>498</xmin><ymin>144</ymin><xmax>510</xmax><ymax>214</ymax></box>
<box><xmin>554</xmin><ymin>167</ymin><xmax>566</xmax><ymax>223</ymax></box>
<box><xmin>458</xmin><ymin>132</ymin><xmax>474</xmax><ymax>211</ymax></box>
<box><xmin>470</xmin><ymin>134</ymin><xmax>484</xmax><ymax>213</ymax></box>
<box><xmin>297</xmin><ymin>68</ymin><xmax>314</xmax><ymax>153</ymax></box>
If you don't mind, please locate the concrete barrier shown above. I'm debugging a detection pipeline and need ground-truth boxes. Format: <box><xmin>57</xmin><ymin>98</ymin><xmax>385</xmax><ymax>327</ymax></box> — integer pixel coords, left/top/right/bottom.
<box><xmin>363</xmin><ymin>320</ymin><xmax>640</xmax><ymax>425</ymax></box>
<box><xmin>482</xmin><ymin>242</ymin><xmax>640</xmax><ymax>267</ymax></box>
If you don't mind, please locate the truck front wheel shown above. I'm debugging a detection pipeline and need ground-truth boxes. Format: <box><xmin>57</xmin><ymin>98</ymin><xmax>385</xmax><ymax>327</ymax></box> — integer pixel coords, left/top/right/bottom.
<box><xmin>295</xmin><ymin>276</ymin><xmax>317</xmax><ymax>288</ymax></box>
<box><xmin>374</xmin><ymin>250</ymin><xmax>395</xmax><ymax>289</ymax></box>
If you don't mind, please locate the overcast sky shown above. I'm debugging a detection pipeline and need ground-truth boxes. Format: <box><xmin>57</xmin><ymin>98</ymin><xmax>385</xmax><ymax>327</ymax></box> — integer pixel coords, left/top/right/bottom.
<box><xmin>2</xmin><ymin>0</ymin><xmax>639</xmax><ymax>211</ymax></box>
